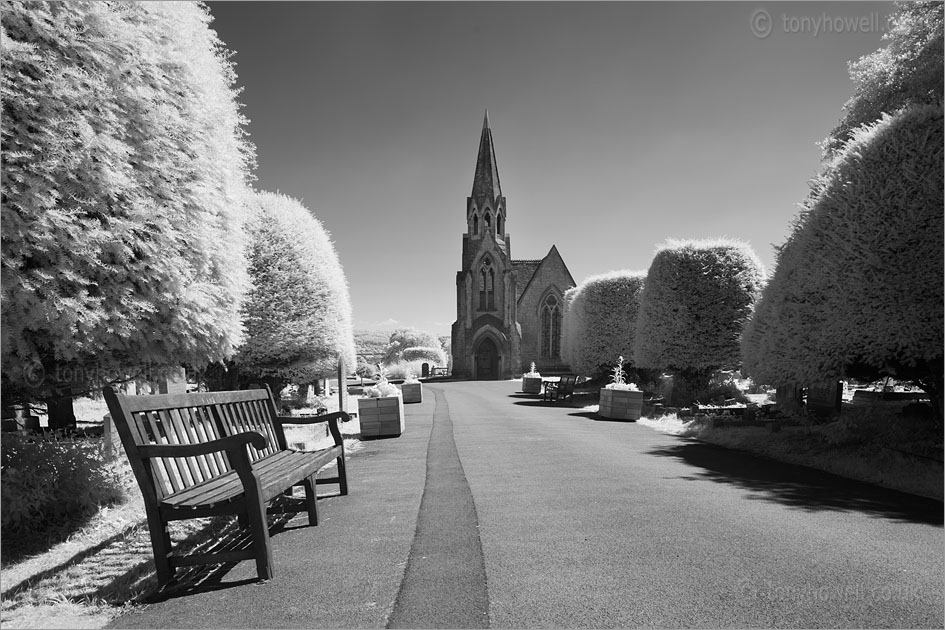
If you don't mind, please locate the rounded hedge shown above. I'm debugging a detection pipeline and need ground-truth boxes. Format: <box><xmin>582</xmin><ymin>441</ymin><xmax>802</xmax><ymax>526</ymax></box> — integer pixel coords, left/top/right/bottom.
<box><xmin>742</xmin><ymin>105</ymin><xmax>944</xmax><ymax>398</ymax></box>
<box><xmin>563</xmin><ymin>270</ymin><xmax>646</xmax><ymax>377</ymax></box>
<box><xmin>633</xmin><ymin>238</ymin><xmax>765</xmax><ymax>373</ymax></box>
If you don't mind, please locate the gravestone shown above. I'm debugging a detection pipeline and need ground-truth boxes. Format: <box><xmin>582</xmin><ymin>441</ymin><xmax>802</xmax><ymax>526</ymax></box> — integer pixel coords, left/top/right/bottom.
<box><xmin>807</xmin><ymin>381</ymin><xmax>842</xmax><ymax>416</ymax></box>
<box><xmin>422</xmin><ymin>363</ymin><xmax>430</xmax><ymax>378</ymax></box>
<box><xmin>775</xmin><ymin>383</ymin><xmax>803</xmax><ymax>413</ymax></box>
<box><xmin>158</xmin><ymin>367</ymin><xmax>187</xmax><ymax>395</ymax></box>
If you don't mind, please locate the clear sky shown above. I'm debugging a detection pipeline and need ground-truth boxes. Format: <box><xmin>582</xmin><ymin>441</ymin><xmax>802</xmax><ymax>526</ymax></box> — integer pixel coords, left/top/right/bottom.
<box><xmin>206</xmin><ymin>1</ymin><xmax>893</xmax><ymax>338</ymax></box>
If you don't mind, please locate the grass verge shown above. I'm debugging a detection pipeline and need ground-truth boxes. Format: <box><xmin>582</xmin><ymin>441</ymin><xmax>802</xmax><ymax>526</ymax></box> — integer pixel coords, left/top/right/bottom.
<box><xmin>637</xmin><ymin>409</ymin><xmax>943</xmax><ymax>501</ymax></box>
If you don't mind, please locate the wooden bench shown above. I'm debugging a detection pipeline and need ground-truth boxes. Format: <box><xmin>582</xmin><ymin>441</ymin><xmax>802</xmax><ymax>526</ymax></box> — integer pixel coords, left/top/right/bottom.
<box><xmin>103</xmin><ymin>386</ymin><xmax>349</xmax><ymax>587</ymax></box>
<box><xmin>543</xmin><ymin>375</ymin><xmax>577</xmax><ymax>403</ymax></box>
<box><xmin>430</xmin><ymin>367</ymin><xmax>449</xmax><ymax>377</ymax></box>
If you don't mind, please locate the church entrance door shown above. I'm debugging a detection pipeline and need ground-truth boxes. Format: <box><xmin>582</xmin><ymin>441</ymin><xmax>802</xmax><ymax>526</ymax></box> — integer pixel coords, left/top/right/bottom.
<box><xmin>475</xmin><ymin>338</ymin><xmax>499</xmax><ymax>381</ymax></box>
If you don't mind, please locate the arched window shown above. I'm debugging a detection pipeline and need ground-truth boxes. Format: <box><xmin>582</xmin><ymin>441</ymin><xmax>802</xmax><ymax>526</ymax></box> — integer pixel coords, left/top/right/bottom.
<box><xmin>472</xmin><ymin>214</ymin><xmax>479</xmax><ymax>235</ymax></box>
<box><xmin>540</xmin><ymin>294</ymin><xmax>561</xmax><ymax>359</ymax></box>
<box><xmin>496</xmin><ymin>214</ymin><xmax>503</xmax><ymax>235</ymax></box>
<box><xmin>484</xmin><ymin>212</ymin><xmax>492</xmax><ymax>232</ymax></box>
<box><xmin>479</xmin><ymin>257</ymin><xmax>495</xmax><ymax>310</ymax></box>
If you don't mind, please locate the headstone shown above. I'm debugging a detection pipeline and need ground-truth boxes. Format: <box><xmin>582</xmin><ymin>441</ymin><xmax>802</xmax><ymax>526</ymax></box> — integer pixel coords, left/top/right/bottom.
<box><xmin>158</xmin><ymin>367</ymin><xmax>188</xmax><ymax>395</ymax></box>
<box><xmin>807</xmin><ymin>381</ymin><xmax>842</xmax><ymax>416</ymax></box>
<box><xmin>103</xmin><ymin>413</ymin><xmax>121</xmax><ymax>459</ymax></box>
<box><xmin>775</xmin><ymin>383</ymin><xmax>803</xmax><ymax>413</ymax></box>
<box><xmin>421</xmin><ymin>363</ymin><xmax>430</xmax><ymax>378</ymax></box>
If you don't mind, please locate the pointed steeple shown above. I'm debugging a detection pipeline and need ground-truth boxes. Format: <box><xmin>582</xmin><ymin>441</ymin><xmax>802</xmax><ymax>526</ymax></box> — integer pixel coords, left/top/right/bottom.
<box><xmin>472</xmin><ymin>109</ymin><xmax>502</xmax><ymax>201</ymax></box>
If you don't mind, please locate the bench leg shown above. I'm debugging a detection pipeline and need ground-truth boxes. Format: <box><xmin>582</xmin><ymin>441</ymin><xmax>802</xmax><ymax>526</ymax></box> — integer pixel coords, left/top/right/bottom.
<box><xmin>244</xmin><ymin>495</ymin><xmax>273</xmax><ymax>581</ymax></box>
<box><xmin>302</xmin><ymin>473</ymin><xmax>319</xmax><ymax>526</ymax></box>
<box><xmin>337</xmin><ymin>454</ymin><xmax>348</xmax><ymax>496</ymax></box>
<box><xmin>146</xmin><ymin>511</ymin><xmax>173</xmax><ymax>587</ymax></box>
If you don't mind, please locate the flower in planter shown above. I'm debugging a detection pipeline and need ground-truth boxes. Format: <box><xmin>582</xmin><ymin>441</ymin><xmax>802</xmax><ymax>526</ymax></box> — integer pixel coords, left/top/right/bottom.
<box><xmin>364</xmin><ymin>366</ymin><xmax>401</xmax><ymax>398</ymax></box>
<box><xmin>525</xmin><ymin>362</ymin><xmax>541</xmax><ymax>378</ymax></box>
<box><xmin>605</xmin><ymin>356</ymin><xmax>640</xmax><ymax>391</ymax></box>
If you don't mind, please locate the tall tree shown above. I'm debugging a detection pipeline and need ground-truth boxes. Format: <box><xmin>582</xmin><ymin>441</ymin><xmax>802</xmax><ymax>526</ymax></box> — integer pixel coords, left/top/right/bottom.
<box><xmin>210</xmin><ymin>191</ymin><xmax>355</xmax><ymax>396</ymax></box>
<box><xmin>1</xmin><ymin>1</ymin><xmax>254</xmax><ymax>426</ymax></box>
<box><xmin>634</xmin><ymin>239</ymin><xmax>765</xmax><ymax>405</ymax></box>
<box><xmin>823</xmin><ymin>1</ymin><xmax>943</xmax><ymax>157</ymax></box>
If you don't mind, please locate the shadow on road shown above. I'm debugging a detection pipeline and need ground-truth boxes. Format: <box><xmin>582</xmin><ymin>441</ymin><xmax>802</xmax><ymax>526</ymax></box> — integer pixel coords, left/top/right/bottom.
<box><xmin>647</xmin><ymin>440</ymin><xmax>943</xmax><ymax>526</ymax></box>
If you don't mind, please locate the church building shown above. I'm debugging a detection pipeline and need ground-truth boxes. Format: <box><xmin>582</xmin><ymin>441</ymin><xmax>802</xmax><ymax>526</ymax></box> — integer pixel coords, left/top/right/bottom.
<box><xmin>451</xmin><ymin>112</ymin><xmax>576</xmax><ymax>380</ymax></box>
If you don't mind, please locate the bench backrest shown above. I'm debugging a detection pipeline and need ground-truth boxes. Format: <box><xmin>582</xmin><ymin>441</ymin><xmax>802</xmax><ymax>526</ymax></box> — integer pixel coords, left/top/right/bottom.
<box><xmin>103</xmin><ymin>387</ymin><xmax>284</xmax><ymax>500</ymax></box>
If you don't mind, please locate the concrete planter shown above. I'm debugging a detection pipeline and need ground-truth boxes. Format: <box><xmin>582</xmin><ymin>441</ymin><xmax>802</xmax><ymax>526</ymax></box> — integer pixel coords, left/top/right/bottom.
<box><xmin>522</xmin><ymin>375</ymin><xmax>543</xmax><ymax>394</ymax></box>
<box><xmin>401</xmin><ymin>382</ymin><xmax>422</xmax><ymax>404</ymax></box>
<box><xmin>599</xmin><ymin>388</ymin><xmax>643</xmax><ymax>421</ymax></box>
<box><xmin>358</xmin><ymin>395</ymin><xmax>405</xmax><ymax>438</ymax></box>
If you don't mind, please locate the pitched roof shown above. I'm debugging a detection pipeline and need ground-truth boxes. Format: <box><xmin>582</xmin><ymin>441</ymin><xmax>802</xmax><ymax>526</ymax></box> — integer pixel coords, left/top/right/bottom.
<box><xmin>471</xmin><ymin>110</ymin><xmax>502</xmax><ymax>202</ymax></box>
<box><xmin>513</xmin><ymin>245</ymin><xmax>576</xmax><ymax>304</ymax></box>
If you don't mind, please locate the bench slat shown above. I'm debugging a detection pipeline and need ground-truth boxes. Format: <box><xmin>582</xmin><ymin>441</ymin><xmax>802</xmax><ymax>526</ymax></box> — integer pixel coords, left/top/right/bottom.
<box><xmin>160</xmin><ymin>448</ymin><xmax>340</xmax><ymax>510</ymax></box>
<box><xmin>120</xmin><ymin>389</ymin><xmax>270</xmax><ymax>413</ymax></box>
<box><xmin>164</xmin><ymin>408</ymin><xmax>202</xmax><ymax>486</ymax></box>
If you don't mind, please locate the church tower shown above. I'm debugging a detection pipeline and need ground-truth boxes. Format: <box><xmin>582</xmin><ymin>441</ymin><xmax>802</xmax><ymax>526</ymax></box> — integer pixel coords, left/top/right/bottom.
<box><xmin>451</xmin><ymin>111</ymin><xmax>521</xmax><ymax>379</ymax></box>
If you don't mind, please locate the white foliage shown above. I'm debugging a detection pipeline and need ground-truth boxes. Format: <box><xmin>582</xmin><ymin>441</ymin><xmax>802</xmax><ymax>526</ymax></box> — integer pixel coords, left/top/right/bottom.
<box><xmin>1</xmin><ymin>1</ymin><xmax>254</xmax><ymax>397</ymax></box>
<box><xmin>743</xmin><ymin>105</ymin><xmax>944</xmax><ymax>386</ymax></box>
<box><xmin>236</xmin><ymin>191</ymin><xmax>355</xmax><ymax>384</ymax></box>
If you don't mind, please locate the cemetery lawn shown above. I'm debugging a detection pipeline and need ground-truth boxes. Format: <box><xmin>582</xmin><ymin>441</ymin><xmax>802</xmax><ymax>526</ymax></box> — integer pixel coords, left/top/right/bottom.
<box><xmin>637</xmin><ymin>405</ymin><xmax>943</xmax><ymax>502</ymax></box>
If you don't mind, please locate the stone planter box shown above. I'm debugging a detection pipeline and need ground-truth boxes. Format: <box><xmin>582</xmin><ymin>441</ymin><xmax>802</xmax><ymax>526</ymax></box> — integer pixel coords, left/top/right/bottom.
<box><xmin>401</xmin><ymin>382</ymin><xmax>422</xmax><ymax>404</ymax></box>
<box><xmin>358</xmin><ymin>395</ymin><xmax>405</xmax><ymax>438</ymax></box>
<box><xmin>599</xmin><ymin>388</ymin><xmax>644</xmax><ymax>421</ymax></box>
<box><xmin>522</xmin><ymin>376</ymin><xmax>543</xmax><ymax>394</ymax></box>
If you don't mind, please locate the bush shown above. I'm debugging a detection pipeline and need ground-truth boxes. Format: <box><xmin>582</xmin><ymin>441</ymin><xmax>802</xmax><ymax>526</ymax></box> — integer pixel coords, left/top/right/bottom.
<box><xmin>381</xmin><ymin>360</ymin><xmax>432</xmax><ymax>380</ymax></box>
<box><xmin>1</xmin><ymin>433</ymin><xmax>128</xmax><ymax>541</ymax></box>
<box><xmin>401</xmin><ymin>346</ymin><xmax>447</xmax><ymax>365</ymax></box>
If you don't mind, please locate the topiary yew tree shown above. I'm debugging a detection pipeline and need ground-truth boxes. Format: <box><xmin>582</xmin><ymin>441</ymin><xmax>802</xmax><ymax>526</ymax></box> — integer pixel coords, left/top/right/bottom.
<box><xmin>563</xmin><ymin>270</ymin><xmax>646</xmax><ymax>380</ymax></box>
<box><xmin>633</xmin><ymin>239</ymin><xmax>765</xmax><ymax>406</ymax></box>
<box><xmin>742</xmin><ymin>105</ymin><xmax>944</xmax><ymax>417</ymax></box>
<box><xmin>208</xmin><ymin>191</ymin><xmax>356</xmax><ymax>396</ymax></box>
<box><xmin>1</xmin><ymin>1</ymin><xmax>255</xmax><ymax>427</ymax></box>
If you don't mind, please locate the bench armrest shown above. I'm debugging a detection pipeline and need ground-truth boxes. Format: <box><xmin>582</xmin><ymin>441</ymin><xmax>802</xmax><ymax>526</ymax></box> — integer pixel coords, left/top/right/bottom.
<box><xmin>276</xmin><ymin>412</ymin><xmax>349</xmax><ymax>448</ymax></box>
<box><xmin>138</xmin><ymin>431</ymin><xmax>268</xmax><ymax>459</ymax></box>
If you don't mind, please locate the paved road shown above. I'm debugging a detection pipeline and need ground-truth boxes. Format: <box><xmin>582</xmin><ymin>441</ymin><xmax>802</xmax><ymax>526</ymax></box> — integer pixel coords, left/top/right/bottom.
<box><xmin>111</xmin><ymin>380</ymin><xmax>943</xmax><ymax>628</ymax></box>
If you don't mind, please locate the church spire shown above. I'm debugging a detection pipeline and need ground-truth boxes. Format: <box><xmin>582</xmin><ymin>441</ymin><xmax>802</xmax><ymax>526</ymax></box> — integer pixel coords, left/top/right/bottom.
<box><xmin>472</xmin><ymin>109</ymin><xmax>502</xmax><ymax>202</ymax></box>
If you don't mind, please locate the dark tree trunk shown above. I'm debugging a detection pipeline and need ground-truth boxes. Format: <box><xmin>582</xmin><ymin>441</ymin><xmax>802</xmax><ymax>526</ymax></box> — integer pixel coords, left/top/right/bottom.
<box><xmin>46</xmin><ymin>394</ymin><xmax>76</xmax><ymax>431</ymax></box>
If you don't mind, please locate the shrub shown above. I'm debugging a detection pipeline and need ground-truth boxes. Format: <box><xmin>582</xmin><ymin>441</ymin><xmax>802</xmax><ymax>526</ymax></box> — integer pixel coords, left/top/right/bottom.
<box><xmin>401</xmin><ymin>346</ymin><xmax>447</xmax><ymax>365</ymax></box>
<box><xmin>381</xmin><ymin>360</ymin><xmax>432</xmax><ymax>380</ymax></box>
<box><xmin>382</xmin><ymin>329</ymin><xmax>442</xmax><ymax>365</ymax></box>
<box><xmin>742</xmin><ymin>105</ymin><xmax>944</xmax><ymax>414</ymax></box>
<box><xmin>1</xmin><ymin>433</ymin><xmax>129</xmax><ymax>541</ymax></box>
<box><xmin>563</xmin><ymin>270</ymin><xmax>646</xmax><ymax>379</ymax></box>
